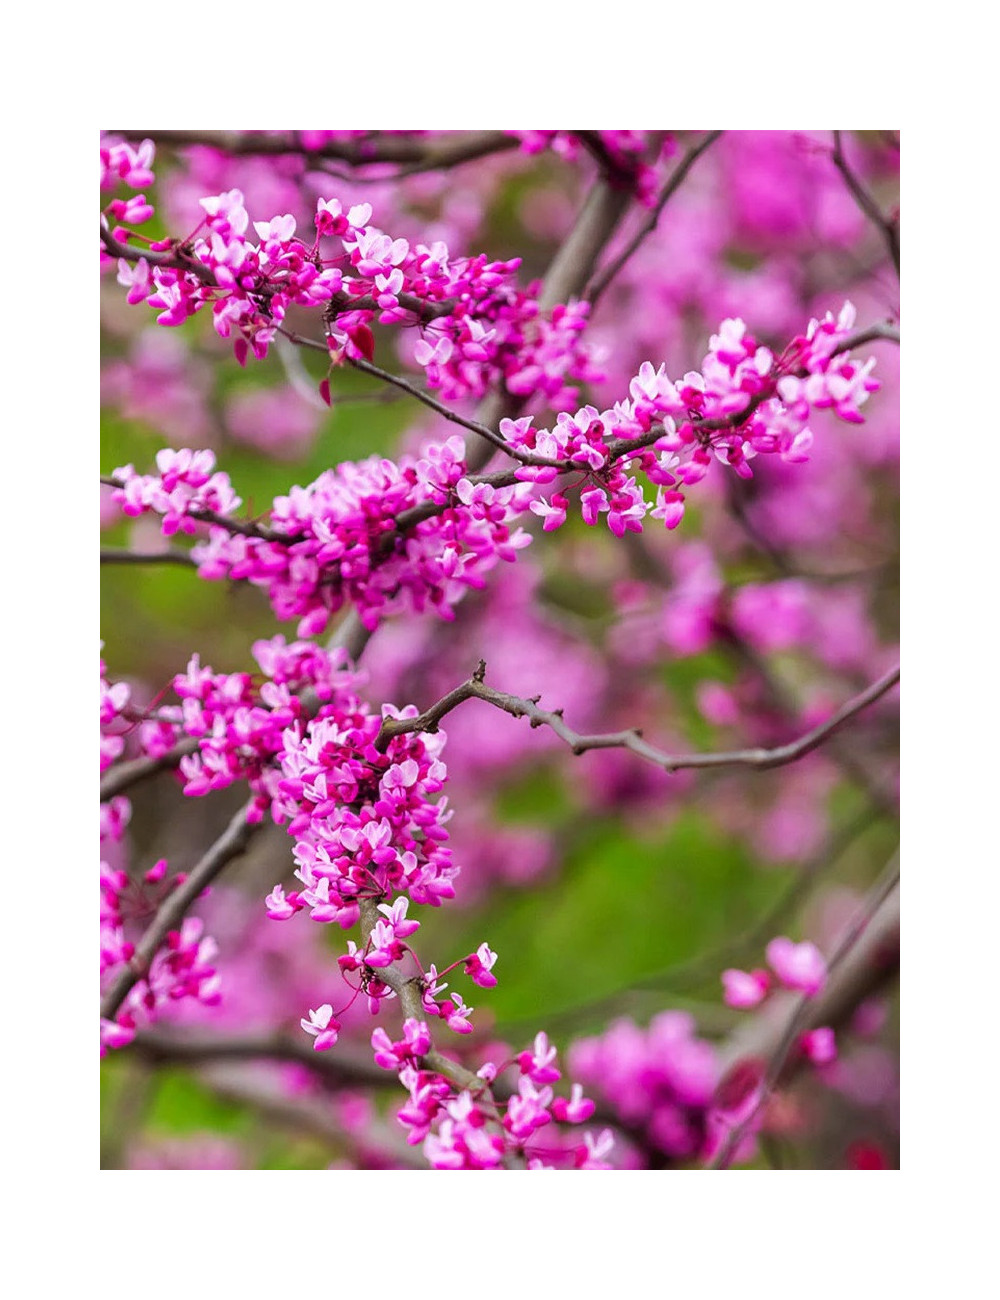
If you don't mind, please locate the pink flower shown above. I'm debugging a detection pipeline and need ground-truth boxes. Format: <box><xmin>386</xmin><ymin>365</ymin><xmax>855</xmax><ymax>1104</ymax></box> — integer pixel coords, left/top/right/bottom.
<box><xmin>300</xmin><ymin>1004</ymin><xmax>341</xmax><ymax>1050</ymax></box>
<box><xmin>265</xmin><ymin>884</ymin><xmax>299</xmax><ymax>921</ymax></box>
<box><xmin>766</xmin><ymin>937</ymin><xmax>827</xmax><ymax>997</ymax></box>
<box><xmin>551</xmin><ymin>1083</ymin><xmax>595</xmax><ymax>1124</ymax></box>
<box><xmin>575</xmin><ymin>1128</ymin><xmax>615</xmax><ymax>1169</ymax></box>
<box><xmin>376</xmin><ymin>895</ymin><xmax>420</xmax><ymax>939</ymax></box>
<box><xmin>442</xmin><ymin>994</ymin><xmax>475</xmax><ymax>1034</ymax></box>
<box><xmin>800</xmin><ymin>1027</ymin><xmax>837</xmax><ymax>1065</ymax></box>
<box><xmin>518</xmin><ymin>1031</ymin><xmax>561</xmax><ymax>1084</ymax></box>
<box><xmin>372</xmin><ymin>1020</ymin><xmax>430</xmax><ymax>1069</ymax></box>
<box><xmin>721</xmin><ymin>968</ymin><xmax>770</xmax><ymax>1009</ymax></box>
<box><xmin>464</xmin><ymin>943</ymin><xmax>498</xmax><ymax>988</ymax></box>
<box><xmin>529</xmin><ymin>492</ymin><xmax>569</xmax><ymax>532</ymax></box>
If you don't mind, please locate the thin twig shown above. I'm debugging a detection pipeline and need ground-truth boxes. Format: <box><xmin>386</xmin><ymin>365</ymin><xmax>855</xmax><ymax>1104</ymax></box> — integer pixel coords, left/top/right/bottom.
<box><xmin>100</xmin><ymin>737</ymin><xmax>200</xmax><ymax>800</ymax></box>
<box><xmin>101</xmin><ymin>548</ymin><xmax>198</xmax><ymax>567</ymax></box>
<box><xmin>707</xmin><ymin>856</ymin><xmax>900</xmax><ymax>1169</ymax></box>
<box><xmin>100</xmin><ymin>796</ymin><xmax>260</xmax><ymax>1021</ymax></box>
<box><xmin>115</xmin><ymin>129</ymin><xmax>519</xmax><ymax>174</ymax></box>
<box><xmin>129</xmin><ymin>1027</ymin><xmax>390</xmax><ymax>1088</ymax></box>
<box><xmin>374</xmin><ymin>661</ymin><xmax>900</xmax><ymax>776</ymax></box>
<box><xmin>586</xmin><ymin>131</ymin><xmax>725</xmax><ymax>305</ymax></box>
<box><xmin>492</xmin><ymin>804</ymin><xmax>884</xmax><ymax>1039</ymax></box>
<box><xmin>100</xmin><ymin>475</ymin><xmax>283</xmax><ymax>541</ymax></box>
<box><xmin>831</xmin><ymin>131</ymin><xmax>900</xmax><ymax>275</ymax></box>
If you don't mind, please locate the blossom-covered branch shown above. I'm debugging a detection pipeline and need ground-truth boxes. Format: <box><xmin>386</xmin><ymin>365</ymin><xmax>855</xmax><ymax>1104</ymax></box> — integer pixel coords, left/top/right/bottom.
<box><xmin>101</xmin><ymin>795</ymin><xmax>259</xmax><ymax>1023</ymax></box>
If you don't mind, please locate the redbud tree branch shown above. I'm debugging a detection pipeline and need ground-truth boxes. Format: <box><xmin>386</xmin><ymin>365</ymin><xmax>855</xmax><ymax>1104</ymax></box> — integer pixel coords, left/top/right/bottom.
<box><xmin>100</xmin><ymin>736</ymin><xmax>200</xmax><ymax>801</ymax></box>
<box><xmin>354</xmin><ymin>897</ymin><xmax>495</xmax><ymax>1102</ymax></box>
<box><xmin>352</xmin><ymin>895</ymin><xmax>519</xmax><ymax>1165</ymax></box>
<box><xmin>100</xmin><ymin>548</ymin><xmax>198</xmax><ymax>567</ymax></box>
<box><xmin>101</xmin><ymin>171</ymin><xmax>641</xmax><ymax>1069</ymax></box>
<box><xmin>115</xmin><ymin>130</ymin><xmax>520</xmax><ymax>174</ymax></box>
<box><xmin>100</xmin><ymin>796</ymin><xmax>260</xmax><ymax>1021</ymax></box>
<box><xmin>328</xmin><ymin>172</ymin><xmax>635</xmax><ymax>666</ymax></box>
<box><xmin>129</xmin><ymin>1026</ymin><xmax>390</xmax><ymax>1088</ymax></box>
<box><xmin>586</xmin><ymin>130</ymin><xmax>725</xmax><ymax>306</ymax></box>
<box><xmin>100</xmin><ymin>658</ymin><xmax>896</xmax><ymax>1027</ymax></box>
<box><xmin>707</xmin><ymin>857</ymin><xmax>900</xmax><ymax>1169</ymax></box>
<box><xmin>374</xmin><ymin>661</ymin><xmax>900</xmax><ymax>777</ymax></box>
<box><xmin>831</xmin><ymin>130</ymin><xmax>900</xmax><ymax>275</ymax></box>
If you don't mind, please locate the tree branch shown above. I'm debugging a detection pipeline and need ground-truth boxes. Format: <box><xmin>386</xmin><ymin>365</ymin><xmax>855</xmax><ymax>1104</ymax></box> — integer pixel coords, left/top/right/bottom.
<box><xmin>586</xmin><ymin>130</ymin><xmax>725</xmax><ymax>306</ymax></box>
<box><xmin>114</xmin><ymin>129</ymin><xmax>519</xmax><ymax>174</ymax></box>
<box><xmin>329</xmin><ymin>172</ymin><xmax>636</xmax><ymax>664</ymax></box>
<box><xmin>831</xmin><ymin>131</ymin><xmax>900</xmax><ymax>275</ymax></box>
<box><xmin>100</xmin><ymin>796</ymin><xmax>260</xmax><ymax>1021</ymax></box>
<box><xmin>101</xmin><ymin>548</ymin><xmax>198</xmax><ymax>567</ymax></box>
<box><xmin>129</xmin><ymin>1026</ymin><xmax>390</xmax><ymax>1088</ymax></box>
<box><xmin>374</xmin><ymin>661</ymin><xmax>900</xmax><ymax>777</ymax></box>
<box><xmin>707</xmin><ymin>857</ymin><xmax>900</xmax><ymax>1168</ymax></box>
<box><xmin>100</xmin><ymin>737</ymin><xmax>200</xmax><ymax>800</ymax></box>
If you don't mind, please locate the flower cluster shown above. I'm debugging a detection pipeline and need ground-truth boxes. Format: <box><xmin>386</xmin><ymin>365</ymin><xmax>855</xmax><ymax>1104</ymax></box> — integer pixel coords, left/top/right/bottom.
<box><xmin>126</xmin><ymin>637</ymin><xmax>364</xmax><ymax>824</ymax></box>
<box><xmin>100</xmin><ymin>860</ymin><xmax>221</xmax><ymax>1055</ymax></box>
<box><xmin>511</xmin><ymin>302</ymin><xmax>878</xmax><ymax>539</ymax></box>
<box><xmin>373</xmin><ymin>1023</ymin><xmax>606</xmax><ymax>1169</ymax></box>
<box><xmin>570</xmin><ymin>1012</ymin><xmax>719</xmax><ymax>1163</ymax></box>
<box><xmin>100</xmin><ymin>135</ymin><xmax>156</xmax><ymax>229</ymax></box>
<box><xmin>111</xmin><ymin>448</ymin><xmax>241</xmax><ymax>536</ymax></box>
<box><xmin>113</xmin><ymin>436</ymin><xmax>533</xmax><ymax>636</ymax></box>
<box><xmin>108</xmin><ymin>180</ymin><xmax>601</xmax><ymax>408</ymax></box>
<box><xmin>102</xmin><ymin>654</ymin><xmax>224</xmax><ymax>1053</ymax></box>
<box><xmin>101</xmin><ymin>654</ymin><xmax>132</xmax><ymax>772</ymax></box>
<box><xmin>722</xmin><ymin>936</ymin><xmax>829</xmax><ymax>1009</ymax></box>
<box><xmin>268</xmin><ymin>698</ymin><xmax>456</xmax><ymax>922</ymax></box>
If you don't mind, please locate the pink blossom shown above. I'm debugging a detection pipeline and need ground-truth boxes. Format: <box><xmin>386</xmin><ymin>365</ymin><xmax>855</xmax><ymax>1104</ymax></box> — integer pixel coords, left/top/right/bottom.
<box><xmin>464</xmin><ymin>943</ymin><xmax>498</xmax><ymax>988</ymax></box>
<box><xmin>721</xmin><ymin>968</ymin><xmax>771</xmax><ymax>1009</ymax></box>
<box><xmin>518</xmin><ymin>1031</ymin><xmax>561</xmax><ymax>1084</ymax></box>
<box><xmin>766</xmin><ymin>937</ymin><xmax>828</xmax><ymax>996</ymax></box>
<box><xmin>300</xmin><ymin>1004</ymin><xmax>341</xmax><ymax>1050</ymax></box>
<box><xmin>800</xmin><ymin>1027</ymin><xmax>837</xmax><ymax>1065</ymax></box>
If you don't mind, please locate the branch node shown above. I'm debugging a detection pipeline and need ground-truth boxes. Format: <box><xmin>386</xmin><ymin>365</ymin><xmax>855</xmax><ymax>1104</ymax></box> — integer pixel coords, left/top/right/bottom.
<box><xmin>473</xmin><ymin>659</ymin><xmax>487</xmax><ymax>684</ymax></box>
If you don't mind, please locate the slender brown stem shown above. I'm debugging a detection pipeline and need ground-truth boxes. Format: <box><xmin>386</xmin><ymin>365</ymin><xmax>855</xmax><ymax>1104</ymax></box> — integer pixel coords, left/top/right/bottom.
<box><xmin>707</xmin><ymin>857</ymin><xmax>900</xmax><ymax>1169</ymax></box>
<box><xmin>101</xmin><ymin>548</ymin><xmax>197</xmax><ymax>566</ymax></box>
<box><xmin>375</xmin><ymin>661</ymin><xmax>899</xmax><ymax>777</ymax></box>
<box><xmin>100</xmin><ymin>737</ymin><xmax>199</xmax><ymax>800</ymax></box>
<box><xmin>100</xmin><ymin>797</ymin><xmax>259</xmax><ymax>1021</ymax></box>
<box><xmin>129</xmin><ymin>1027</ymin><xmax>390</xmax><ymax>1087</ymax></box>
<box><xmin>586</xmin><ymin>131</ymin><xmax>725</xmax><ymax>306</ymax></box>
<box><xmin>831</xmin><ymin>131</ymin><xmax>900</xmax><ymax>275</ymax></box>
<box><xmin>115</xmin><ymin>129</ymin><xmax>519</xmax><ymax>173</ymax></box>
